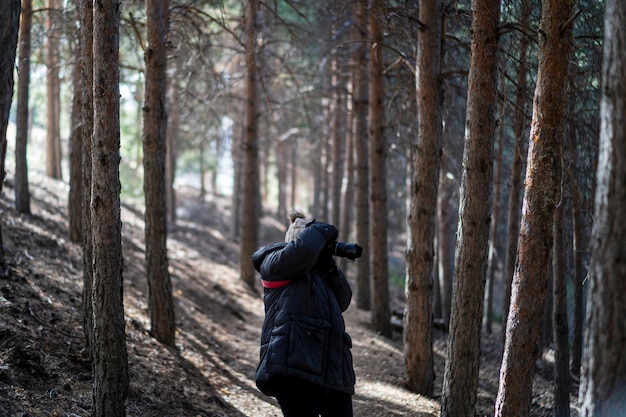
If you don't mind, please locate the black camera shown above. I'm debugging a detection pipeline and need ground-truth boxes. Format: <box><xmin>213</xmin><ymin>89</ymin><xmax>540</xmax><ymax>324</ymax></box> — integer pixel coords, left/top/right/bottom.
<box><xmin>331</xmin><ymin>241</ymin><xmax>363</xmax><ymax>261</ymax></box>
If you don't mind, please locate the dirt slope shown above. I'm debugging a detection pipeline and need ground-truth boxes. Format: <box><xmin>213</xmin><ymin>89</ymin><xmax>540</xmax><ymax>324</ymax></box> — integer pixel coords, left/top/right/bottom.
<box><xmin>0</xmin><ymin>173</ymin><xmax>578</xmax><ymax>416</ymax></box>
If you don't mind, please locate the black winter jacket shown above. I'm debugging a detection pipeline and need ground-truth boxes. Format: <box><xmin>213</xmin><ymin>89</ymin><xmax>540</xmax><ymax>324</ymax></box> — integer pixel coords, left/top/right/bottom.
<box><xmin>252</xmin><ymin>226</ymin><xmax>356</xmax><ymax>396</ymax></box>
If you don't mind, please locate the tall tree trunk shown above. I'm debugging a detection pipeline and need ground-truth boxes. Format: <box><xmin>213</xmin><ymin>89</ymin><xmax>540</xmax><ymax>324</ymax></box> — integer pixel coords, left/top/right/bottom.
<box><xmin>494</xmin><ymin>0</ymin><xmax>574</xmax><ymax>415</ymax></box>
<box><xmin>568</xmin><ymin>128</ymin><xmax>585</xmax><ymax>378</ymax></box>
<box><xmin>68</xmin><ymin>25</ymin><xmax>83</xmax><ymax>243</ymax></box>
<box><xmin>329</xmin><ymin>30</ymin><xmax>345</xmax><ymax>228</ymax></box>
<box><xmin>441</xmin><ymin>0</ymin><xmax>500</xmax><ymax>414</ymax></box>
<box><xmin>403</xmin><ymin>0</ymin><xmax>441</xmax><ymax>396</ymax></box>
<box><xmin>553</xmin><ymin>180</ymin><xmax>571</xmax><ymax>417</ymax></box>
<box><xmin>368</xmin><ymin>0</ymin><xmax>390</xmax><ymax>338</ymax></box>
<box><xmin>46</xmin><ymin>0</ymin><xmax>62</xmax><ymax>180</ymax></box>
<box><xmin>501</xmin><ymin>0</ymin><xmax>531</xmax><ymax>348</ymax></box>
<box><xmin>91</xmin><ymin>1</ymin><xmax>128</xmax><ymax>415</ymax></box>
<box><xmin>15</xmin><ymin>0</ymin><xmax>31</xmax><ymax>216</ymax></box>
<box><xmin>166</xmin><ymin>59</ymin><xmax>180</xmax><ymax>225</ymax></box>
<box><xmin>437</xmin><ymin>171</ymin><xmax>456</xmax><ymax>328</ymax></box>
<box><xmin>239</xmin><ymin>0</ymin><xmax>260</xmax><ymax>286</ymax></box>
<box><xmin>143</xmin><ymin>0</ymin><xmax>175</xmax><ymax>347</ymax></box>
<box><xmin>0</xmin><ymin>0</ymin><xmax>20</xmax><ymax>266</ymax></box>
<box><xmin>580</xmin><ymin>1</ymin><xmax>626</xmax><ymax>415</ymax></box>
<box><xmin>485</xmin><ymin>90</ymin><xmax>506</xmax><ymax>335</ymax></box>
<box><xmin>353</xmin><ymin>0</ymin><xmax>370</xmax><ymax>310</ymax></box>
<box><xmin>78</xmin><ymin>0</ymin><xmax>94</xmax><ymax>359</ymax></box>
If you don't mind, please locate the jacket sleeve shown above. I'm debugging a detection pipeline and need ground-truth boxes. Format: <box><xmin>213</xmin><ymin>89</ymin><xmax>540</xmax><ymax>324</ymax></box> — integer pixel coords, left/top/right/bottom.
<box><xmin>324</xmin><ymin>266</ymin><xmax>352</xmax><ymax>312</ymax></box>
<box><xmin>259</xmin><ymin>226</ymin><xmax>328</xmax><ymax>282</ymax></box>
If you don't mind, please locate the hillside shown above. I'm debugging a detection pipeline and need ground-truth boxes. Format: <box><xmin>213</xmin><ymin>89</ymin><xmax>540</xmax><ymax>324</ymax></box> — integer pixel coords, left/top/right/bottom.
<box><xmin>0</xmin><ymin>172</ymin><xmax>577</xmax><ymax>416</ymax></box>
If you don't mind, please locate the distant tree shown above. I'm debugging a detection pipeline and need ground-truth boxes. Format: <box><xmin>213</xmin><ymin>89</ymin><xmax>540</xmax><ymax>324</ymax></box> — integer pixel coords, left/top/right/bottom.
<box><xmin>494</xmin><ymin>0</ymin><xmax>574</xmax><ymax>415</ymax></box>
<box><xmin>15</xmin><ymin>0</ymin><xmax>32</xmax><ymax>216</ymax></box>
<box><xmin>143</xmin><ymin>0</ymin><xmax>175</xmax><ymax>346</ymax></box>
<box><xmin>45</xmin><ymin>0</ymin><xmax>62</xmax><ymax>180</ymax></box>
<box><xmin>441</xmin><ymin>0</ymin><xmax>501</xmax><ymax>414</ymax></box>
<box><xmin>353</xmin><ymin>0</ymin><xmax>370</xmax><ymax>310</ymax></box>
<box><xmin>68</xmin><ymin>17</ymin><xmax>83</xmax><ymax>243</ymax></box>
<box><xmin>403</xmin><ymin>0</ymin><xmax>441</xmax><ymax>396</ymax></box>
<box><xmin>580</xmin><ymin>0</ymin><xmax>626</xmax><ymax>415</ymax></box>
<box><xmin>553</xmin><ymin>159</ymin><xmax>570</xmax><ymax>417</ymax></box>
<box><xmin>501</xmin><ymin>0</ymin><xmax>532</xmax><ymax>347</ymax></box>
<box><xmin>368</xmin><ymin>0</ymin><xmax>390</xmax><ymax>338</ymax></box>
<box><xmin>78</xmin><ymin>0</ymin><xmax>94</xmax><ymax>359</ymax></box>
<box><xmin>239</xmin><ymin>0</ymin><xmax>260</xmax><ymax>286</ymax></box>
<box><xmin>0</xmin><ymin>0</ymin><xmax>20</xmax><ymax>266</ymax></box>
<box><xmin>91</xmin><ymin>0</ymin><xmax>128</xmax><ymax>415</ymax></box>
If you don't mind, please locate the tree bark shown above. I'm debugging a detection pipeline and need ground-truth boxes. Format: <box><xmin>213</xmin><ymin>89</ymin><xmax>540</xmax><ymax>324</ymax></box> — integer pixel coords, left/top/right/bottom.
<box><xmin>239</xmin><ymin>0</ymin><xmax>260</xmax><ymax>286</ymax></box>
<box><xmin>501</xmin><ymin>0</ymin><xmax>531</xmax><ymax>348</ymax></box>
<box><xmin>553</xmin><ymin>188</ymin><xmax>571</xmax><ymax>417</ymax></box>
<box><xmin>91</xmin><ymin>1</ymin><xmax>128</xmax><ymax>415</ymax></box>
<box><xmin>441</xmin><ymin>0</ymin><xmax>500</xmax><ymax>414</ymax></box>
<box><xmin>404</xmin><ymin>0</ymin><xmax>441</xmax><ymax>396</ymax></box>
<box><xmin>368</xmin><ymin>0</ymin><xmax>390</xmax><ymax>338</ymax></box>
<box><xmin>580</xmin><ymin>1</ymin><xmax>626</xmax><ymax>415</ymax></box>
<box><xmin>143</xmin><ymin>0</ymin><xmax>175</xmax><ymax>347</ymax></box>
<box><xmin>68</xmin><ymin>21</ymin><xmax>83</xmax><ymax>243</ymax></box>
<box><xmin>78</xmin><ymin>0</ymin><xmax>94</xmax><ymax>359</ymax></box>
<box><xmin>353</xmin><ymin>0</ymin><xmax>370</xmax><ymax>310</ymax></box>
<box><xmin>45</xmin><ymin>0</ymin><xmax>62</xmax><ymax>180</ymax></box>
<box><xmin>15</xmin><ymin>0</ymin><xmax>31</xmax><ymax>216</ymax></box>
<box><xmin>0</xmin><ymin>0</ymin><xmax>20</xmax><ymax>265</ymax></box>
<box><xmin>494</xmin><ymin>1</ymin><xmax>574</xmax><ymax>415</ymax></box>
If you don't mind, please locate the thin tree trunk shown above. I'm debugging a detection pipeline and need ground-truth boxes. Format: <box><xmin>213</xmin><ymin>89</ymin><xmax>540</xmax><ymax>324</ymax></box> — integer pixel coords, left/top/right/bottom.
<box><xmin>143</xmin><ymin>0</ymin><xmax>175</xmax><ymax>347</ymax></box>
<box><xmin>68</xmin><ymin>28</ymin><xmax>83</xmax><ymax>243</ymax></box>
<box><xmin>404</xmin><ymin>0</ymin><xmax>441</xmax><ymax>396</ymax></box>
<box><xmin>368</xmin><ymin>0</ymin><xmax>390</xmax><ymax>338</ymax></box>
<box><xmin>568</xmin><ymin>128</ymin><xmax>585</xmax><ymax>378</ymax></box>
<box><xmin>441</xmin><ymin>0</ymin><xmax>501</xmax><ymax>414</ymax></box>
<box><xmin>501</xmin><ymin>0</ymin><xmax>531</xmax><ymax>348</ymax></box>
<box><xmin>15</xmin><ymin>0</ymin><xmax>31</xmax><ymax>216</ymax></box>
<box><xmin>494</xmin><ymin>0</ymin><xmax>574</xmax><ymax>415</ymax></box>
<box><xmin>46</xmin><ymin>0</ymin><xmax>62</xmax><ymax>180</ymax></box>
<box><xmin>485</xmin><ymin>84</ymin><xmax>506</xmax><ymax>335</ymax></box>
<box><xmin>239</xmin><ymin>0</ymin><xmax>260</xmax><ymax>286</ymax></box>
<box><xmin>91</xmin><ymin>1</ymin><xmax>128</xmax><ymax>415</ymax></box>
<box><xmin>353</xmin><ymin>0</ymin><xmax>370</xmax><ymax>310</ymax></box>
<box><xmin>437</xmin><ymin>171</ymin><xmax>455</xmax><ymax>328</ymax></box>
<box><xmin>553</xmin><ymin>186</ymin><xmax>571</xmax><ymax>417</ymax></box>
<box><xmin>580</xmin><ymin>1</ymin><xmax>626</xmax><ymax>415</ymax></box>
<box><xmin>78</xmin><ymin>0</ymin><xmax>94</xmax><ymax>359</ymax></box>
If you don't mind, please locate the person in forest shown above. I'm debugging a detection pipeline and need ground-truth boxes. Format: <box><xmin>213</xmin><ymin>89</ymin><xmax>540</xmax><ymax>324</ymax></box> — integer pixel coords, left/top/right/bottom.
<box><xmin>252</xmin><ymin>212</ymin><xmax>356</xmax><ymax>417</ymax></box>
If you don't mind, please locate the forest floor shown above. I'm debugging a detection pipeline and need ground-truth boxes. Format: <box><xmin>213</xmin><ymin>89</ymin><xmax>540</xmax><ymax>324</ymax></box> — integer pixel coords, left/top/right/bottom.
<box><xmin>0</xmin><ymin>172</ymin><xmax>581</xmax><ymax>417</ymax></box>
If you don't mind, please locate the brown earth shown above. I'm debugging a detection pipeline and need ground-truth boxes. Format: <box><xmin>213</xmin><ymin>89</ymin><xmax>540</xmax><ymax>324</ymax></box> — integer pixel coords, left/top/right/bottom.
<box><xmin>0</xmin><ymin>173</ymin><xmax>580</xmax><ymax>416</ymax></box>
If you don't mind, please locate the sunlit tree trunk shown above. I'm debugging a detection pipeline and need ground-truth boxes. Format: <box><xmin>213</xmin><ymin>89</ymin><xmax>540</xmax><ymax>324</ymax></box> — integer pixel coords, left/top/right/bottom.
<box><xmin>239</xmin><ymin>0</ymin><xmax>260</xmax><ymax>286</ymax></box>
<box><xmin>441</xmin><ymin>0</ymin><xmax>500</xmax><ymax>414</ymax></box>
<box><xmin>46</xmin><ymin>0</ymin><xmax>62</xmax><ymax>180</ymax></box>
<box><xmin>368</xmin><ymin>0</ymin><xmax>390</xmax><ymax>338</ymax></box>
<box><xmin>580</xmin><ymin>1</ymin><xmax>626</xmax><ymax>415</ymax></box>
<box><xmin>353</xmin><ymin>0</ymin><xmax>370</xmax><ymax>310</ymax></box>
<box><xmin>403</xmin><ymin>0</ymin><xmax>441</xmax><ymax>396</ymax></box>
<box><xmin>143</xmin><ymin>0</ymin><xmax>175</xmax><ymax>347</ymax></box>
<box><xmin>91</xmin><ymin>1</ymin><xmax>128</xmax><ymax>415</ymax></box>
<box><xmin>0</xmin><ymin>0</ymin><xmax>20</xmax><ymax>265</ymax></box>
<box><xmin>494</xmin><ymin>0</ymin><xmax>574</xmax><ymax>415</ymax></box>
<box><xmin>15</xmin><ymin>0</ymin><xmax>31</xmax><ymax>216</ymax></box>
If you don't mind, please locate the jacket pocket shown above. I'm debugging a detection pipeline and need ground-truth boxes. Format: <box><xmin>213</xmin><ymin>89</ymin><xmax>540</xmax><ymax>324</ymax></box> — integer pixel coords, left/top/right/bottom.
<box><xmin>287</xmin><ymin>317</ymin><xmax>330</xmax><ymax>376</ymax></box>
